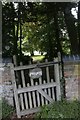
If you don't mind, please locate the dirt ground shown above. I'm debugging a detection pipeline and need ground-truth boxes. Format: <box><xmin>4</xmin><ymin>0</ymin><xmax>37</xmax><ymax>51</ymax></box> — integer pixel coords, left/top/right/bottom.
<box><xmin>1</xmin><ymin>112</ymin><xmax>35</xmax><ymax>120</ymax></box>
<box><xmin>10</xmin><ymin>113</ymin><xmax>35</xmax><ymax>120</ymax></box>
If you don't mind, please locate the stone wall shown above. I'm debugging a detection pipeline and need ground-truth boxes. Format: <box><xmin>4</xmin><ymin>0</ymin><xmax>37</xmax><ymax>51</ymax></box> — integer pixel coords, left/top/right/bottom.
<box><xmin>64</xmin><ymin>61</ymin><xmax>80</xmax><ymax>100</ymax></box>
<box><xmin>0</xmin><ymin>64</ymin><xmax>14</xmax><ymax>106</ymax></box>
<box><xmin>0</xmin><ymin>61</ymin><xmax>80</xmax><ymax>106</ymax></box>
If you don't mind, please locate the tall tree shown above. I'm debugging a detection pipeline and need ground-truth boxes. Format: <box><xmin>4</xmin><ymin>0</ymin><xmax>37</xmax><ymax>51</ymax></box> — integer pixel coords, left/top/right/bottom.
<box><xmin>61</xmin><ymin>2</ymin><xmax>79</xmax><ymax>54</ymax></box>
<box><xmin>78</xmin><ymin>1</ymin><xmax>80</xmax><ymax>54</ymax></box>
<box><xmin>0</xmin><ymin>1</ymin><xmax>2</xmax><ymax>58</ymax></box>
<box><xmin>3</xmin><ymin>2</ymin><xmax>79</xmax><ymax>58</ymax></box>
<box><xmin>2</xmin><ymin>2</ymin><xmax>16</xmax><ymax>57</ymax></box>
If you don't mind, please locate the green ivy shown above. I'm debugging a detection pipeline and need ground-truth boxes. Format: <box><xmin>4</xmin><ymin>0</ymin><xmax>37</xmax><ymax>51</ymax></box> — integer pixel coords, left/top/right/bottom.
<box><xmin>35</xmin><ymin>100</ymin><xmax>80</xmax><ymax>119</ymax></box>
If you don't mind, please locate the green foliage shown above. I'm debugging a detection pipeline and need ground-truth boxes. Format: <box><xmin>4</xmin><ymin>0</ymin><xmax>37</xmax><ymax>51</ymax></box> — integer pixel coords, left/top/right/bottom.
<box><xmin>2</xmin><ymin>2</ymin><xmax>16</xmax><ymax>57</ymax></box>
<box><xmin>21</xmin><ymin>3</ymin><xmax>73</xmax><ymax>57</ymax></box>
<box><xmin>22</xmin><ymin>22</ymin><xmax>40</xmax><ymax>53</ymax></box>
<box><xmin>35</xmin><ymin>100</ymin><xmax>80</xmax><ymax>119</ymax></box>
<box><xmin>0</xmin><ymin>99</ymin><xmax>15</xmax><ymax>119</ymax></box>
<box><xmin>2</xmin><ymin>2</ymin><xmax>79</xmax><ymax>58</ymax></box>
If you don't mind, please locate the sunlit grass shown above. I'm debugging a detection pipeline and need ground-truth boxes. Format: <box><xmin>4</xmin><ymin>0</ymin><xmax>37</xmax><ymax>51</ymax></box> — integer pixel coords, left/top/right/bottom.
<box><xmin>32</xmin><ymin>55</ymin><xmax>45</xmax><ymax>62</ymax></box>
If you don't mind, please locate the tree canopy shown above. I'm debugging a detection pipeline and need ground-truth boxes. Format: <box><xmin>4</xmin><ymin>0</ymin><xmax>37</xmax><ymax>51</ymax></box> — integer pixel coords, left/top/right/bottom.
<box><xmin>2</xmin><ymin>2</ymin><xmax>80</xmax><ymax>60</ymax></box>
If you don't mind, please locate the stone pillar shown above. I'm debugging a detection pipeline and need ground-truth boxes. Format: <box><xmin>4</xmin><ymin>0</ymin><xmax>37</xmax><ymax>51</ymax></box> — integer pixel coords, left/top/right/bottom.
<box><xmin>1</xmin><ymin>66</ymin><xmax>14</xmax><ymax>106</ymax></box>
<box><xmin>64</xmin><ymin>62</ymin><xmax>79</xmax><ymax>100</ymax></box>
<box><xmin>78</xmin><ymin>63</ymin><xmax>80</xmax><ymax>100</ymax></box>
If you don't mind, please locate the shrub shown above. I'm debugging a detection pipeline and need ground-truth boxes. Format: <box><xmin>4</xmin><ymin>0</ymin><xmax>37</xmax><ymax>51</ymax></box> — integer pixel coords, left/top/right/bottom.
<box><xmin>0</xmin><ymin>99</ymin><xmax>15</xmax><ymax>119</ymax></box>
<box><xmin>35</xmin><ymin>100</ymin><xmax>80</xmax><ymax>119</ymax></box>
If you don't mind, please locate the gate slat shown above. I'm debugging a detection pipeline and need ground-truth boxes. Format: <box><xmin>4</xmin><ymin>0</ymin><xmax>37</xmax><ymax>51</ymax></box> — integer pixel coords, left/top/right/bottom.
<box><xmin>17</xmin><ymin>82</ymin><xmax>56</xmax><ymax>94</ymax></box>
<box><xmin>45</xmin><ymin>59</ymin><xmax>50</xmax><ymax>83</ymax></box>
<box><xmin>35</xmin><ymin>82</ymin><xmax>40</xmax><ymax>107</ymax></box>
<box><xmin>10</xmin><ymin>64</ymin><xmax>21</xmax><ymax>118</ymax></box>
<box><xmin>24</xmin><ymin>93</ymin><xmax>28</xmax><ymax>109</ymax></box>
<box><xmin>39</xmin><ymin>77</ymin><xmax>44</xmax><ymax>105</ymax></box>
<box><xmin>29</xmin><ymin>61</ymin><xmax>37</xmax><ymax>107</ymax></box>
<box><xmin>51</xmin><ymin>79</ymin><xmax>55</xmax><ymax>100</ymax></box>
<box><xmin>20</xmin><ymin>62</ymin><xmax>28</xmax><ymax>109</ymax></box>
<box><xmin>21</xmin><ymin>107</ymin><xmax>40</xmax><ymax>116</ymax></box>
<box><xmin>37</xmin><ymin>89</ymin><xmax>53</xmax><ymax>102</ymax></box>
<box><xmin>18</xmin><ymin>85</ymin><xmax>25</xmax><ymax>110</ymax></box>
<box><xmin>27</xmin><ymin>83</ymin><xmax>33</xmax><ymax>108</ymax></box>
<box><xmin>48</xmin><ymin>87</ymin><xmax>51</xmax><ymax>99</ymax></box>
<box><xmin>31</xmin><ymin>79</ymin><xmax>36</xmax><ymax>108</ymax></box>
<box><xmin>45</xmin><ymin>59</ymin><xmax>51</xmax><ymax>99</ymax></box>
<box><xmin>43</xmin><ymin>80</ymin><xmax>48</xmax><ymax>104</ymax></box>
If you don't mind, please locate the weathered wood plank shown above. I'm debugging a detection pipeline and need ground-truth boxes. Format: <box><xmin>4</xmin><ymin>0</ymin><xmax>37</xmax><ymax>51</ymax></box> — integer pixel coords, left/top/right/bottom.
<box><xmin>10</xmin><ymin>64</ymin><xmax>21</xmax><ymax>118</ymax></box>
<box><xmin>19</xmin><ymin>85</ymin><xmax>25</xmax><ymax>110</ymax></box>
<box><xmin>54</xmin><ymin>58</ymin><xmax>61</xmax><ymax>100</ymax></box>
<box><xmin>58</xmin><ymin>52</ymin><xmax>62</xmax><ymax>79</ymax></box>
<box><xmin>37</xmin><ymin>89</ymin><xmax>53</xmax><ymax>102</ymax></box>
<box><xmin>14</xmin><ymin>61</ymin><xmax>60</xmax><ymax>71</ymax></box>
<box><xmin>36</xmin><ymin>82</ymin><xmax>40</xmax><ymax>107</ymax></box>
<box><xmin>39</xmin><ymin>77</ymin><xmax>44</xmax><ymax>105</ymax></box>
<box><xmin>20</xmin><ymin>62</ymin><xmax>28</xmax><ymax>109</ymax></box>
<box><xmin>13</xmin><ymin>55</ymin><xmax>17</xmax><ymax>66</ymax></box>
<box><xmin>45</xmin><ymin>59</ymin><xmax>51</xmax><ymax>99</ymax></box>
<box><xmin>14</xmin><ymin>64</ymin><xmax>37</xmax><ymax>71</ymax></box>
<box><xmin>27</xmin><ymin>83</ymin><xmax>33</xmax><ymax>108</ymax></box>
<box><xmin>43</xmin><ymin>80</ymin><xmax>48</xmax><ymax>104</ymax></box>
<box><xmin>31</xmin><ymin>79</ymin><xmax>36</xmax><ymax>108</ymax></box>
<box><xmin>17</xmin><ymin>82</ymin><xmax>57</xmax><ymax>94</ymax></box>
<box><xmin>45</xmin><ymin>59</ymin><xmax>50</xmax><ymax>83</ymax></box>
<box><xmin>51</xmin><ymin>79</ymin><xmax>55</xmax><ymax>100</ymax></box>
<box><xmin>20</xmin><ymin>62</ymin><xmax>25</xmax><ymax>87</ymax></box>
<box><xmin>46</xmin><ymin>59</ymin><xmax>51</xmax><ymax>99</ymax></box>
<box><xmin>20</xmin><ymin>107</ymin><xmax>40</xmax><ymax>116</ymax></box>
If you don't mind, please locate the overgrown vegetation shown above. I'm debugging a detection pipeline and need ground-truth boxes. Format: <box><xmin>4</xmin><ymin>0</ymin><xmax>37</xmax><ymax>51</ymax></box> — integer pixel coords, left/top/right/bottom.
<box><xmin>0</xmin><ymin>99</ymin><xmax>15</xmax><ymax>119</ymax></box>
<box><xmin>35</xmin><ymin>100</ymin><xmax>80</xmax><ymax>119</ymax></box>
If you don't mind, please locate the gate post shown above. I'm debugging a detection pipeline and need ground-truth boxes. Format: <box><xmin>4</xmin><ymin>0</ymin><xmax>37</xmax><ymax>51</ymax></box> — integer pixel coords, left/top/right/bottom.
<box><xmin>58</xmin><ymin>52</ymin><xmax>66</xmax><ymax>99</ymax></box>
<box><xmin>10</xmin><ymin>63</ymin><xmax>21</xmax><ymax>118</ymax></box>
<box><xmin>54</xmin><ymin>58</ymin><xmax>61</xmax><ymax>101</ymax></box>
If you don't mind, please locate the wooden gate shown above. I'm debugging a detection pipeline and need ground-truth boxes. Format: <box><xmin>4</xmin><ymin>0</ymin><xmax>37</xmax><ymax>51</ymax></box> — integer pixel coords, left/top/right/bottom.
<box><xmin>10</xmin><ymin>58</ymin><xmax>62</xmax><ymax>118</ymax></box>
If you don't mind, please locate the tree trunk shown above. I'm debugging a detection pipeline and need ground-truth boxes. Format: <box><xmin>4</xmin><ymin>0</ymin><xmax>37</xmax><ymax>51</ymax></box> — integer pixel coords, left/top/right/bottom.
<box><xmin>53</xmin><ymin>4</ymin><xmax>62</xmax><ymax>53</ymax></box>
<box><xmin>64</xmin><ymin>10</ymin><xmax>79</xmax><ymax>54</ymax></box>
<box><xmin>46</xmin><ymin>4</ymin><xmax>54</xmax><ymax>61</ymax></box>
<box><xmin>0</xmin><ymin>2</ymin><xmax>2</xmax><ymax>56</ymax></box>
<box><xmin>13</xmin><ymin>17</ymin><xmax>17</xmax><ymax>56</ymax></box>
<box><xmin>20</xmin><ymin>19</ymin><xmax>22</xmax><ymax>58</ymax></box>
<box><xmin>15</xmin><ymin>13</ymin><xmax>19</xmax><ymax>56</ymax></box>
<box><xmin>78</xmin><ymin>1</ymin><xmax>80</xmax><ymax>54</ymax></box>
<box><xmin>53</xmin><ymin>3</ymin><xmax>66</xmax><ymax>99</ymax></box>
